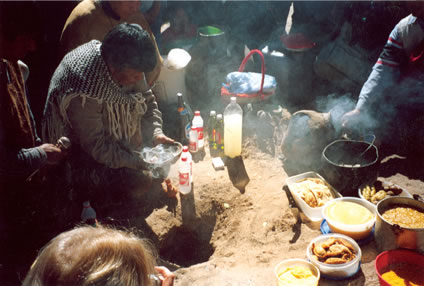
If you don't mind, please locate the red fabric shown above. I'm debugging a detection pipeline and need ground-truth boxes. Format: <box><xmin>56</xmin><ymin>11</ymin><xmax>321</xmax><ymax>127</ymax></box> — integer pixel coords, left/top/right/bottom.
<box><xmin>280</xmin><ymin>33</ymin><xmax>316</xmax><ymax>51</ymax></box>
<box><xmin>376</xmin><ymin>59</ymin><xmax>399</xmax><ymax>68</ymax></box>
<box><xmin>388</xmin><ymin>36</ymin><xmax>403</xmax><ymax>47</ymax></box>
<box><xmin>221</xmin><ymin>86</ymin><xmax>273</xmax><ymax>99</ymax></box>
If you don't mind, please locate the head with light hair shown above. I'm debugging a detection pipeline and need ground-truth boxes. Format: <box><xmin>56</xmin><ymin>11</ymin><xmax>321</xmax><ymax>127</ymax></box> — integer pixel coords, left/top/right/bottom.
<box><xmin>22</xmin><ymin>225</ymin><xmax>157</xmax><ymax>286</ymax></box>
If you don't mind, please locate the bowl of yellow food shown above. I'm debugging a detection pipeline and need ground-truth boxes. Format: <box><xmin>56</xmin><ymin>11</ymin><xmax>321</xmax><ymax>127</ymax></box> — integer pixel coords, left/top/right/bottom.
<box><xmin>274</xmin><ymin>258</ymin><xmax>320</xmax><ymax>286</ymax></box>
<box><xmin>306</xmin><ymin>233</ymin><xmax>361</xmax><ymax>279</ymax></box>
<box><xmin>322</xmin><ymin>197</ymin><xmax>376</xmax><ymax>240</ymax></box>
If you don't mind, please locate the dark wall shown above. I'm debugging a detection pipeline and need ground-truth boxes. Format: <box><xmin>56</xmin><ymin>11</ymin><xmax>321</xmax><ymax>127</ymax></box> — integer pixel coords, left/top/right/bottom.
<box><xmin>24</xmin><ymin>1</ymin><xmax>78</xmax><ymax>127</ymax></box>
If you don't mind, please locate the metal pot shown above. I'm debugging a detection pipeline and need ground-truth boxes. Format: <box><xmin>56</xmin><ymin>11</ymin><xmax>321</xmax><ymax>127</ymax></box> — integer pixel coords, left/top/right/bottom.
<box><xmin>197</xmin><ymin>25</ymin><xmax>227</xmax><ymax>59</ymax></box>
<box><xmin>321</xmin><ymin>139</ymin><xmax>379</xmax><ymax>196</ymax></box>
<box><xmin>375</xmin><ymin>197</ymin><xmax>424</xmax><ymax>253</ymax></box>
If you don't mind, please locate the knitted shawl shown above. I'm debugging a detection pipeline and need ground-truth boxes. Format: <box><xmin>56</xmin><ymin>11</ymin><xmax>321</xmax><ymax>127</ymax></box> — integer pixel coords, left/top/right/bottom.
<box><xmin>43</xmin><ymin>40</ymin><xmax>147</xmax><ymax>144</ymax></box>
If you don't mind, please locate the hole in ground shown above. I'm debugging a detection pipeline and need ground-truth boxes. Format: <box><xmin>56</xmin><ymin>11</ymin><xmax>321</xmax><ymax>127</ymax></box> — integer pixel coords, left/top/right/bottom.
<box><xmin>159</xmin><ymin>216</ymin><xmax>216</xmax><ymax>267</ymax></box>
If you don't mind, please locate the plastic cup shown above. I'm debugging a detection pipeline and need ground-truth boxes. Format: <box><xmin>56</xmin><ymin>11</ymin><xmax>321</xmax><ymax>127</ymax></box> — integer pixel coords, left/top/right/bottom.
<box><xmin>274</xmin><ymin>258</ymin><xmax>320</xmax><ymax>286</ymax></box>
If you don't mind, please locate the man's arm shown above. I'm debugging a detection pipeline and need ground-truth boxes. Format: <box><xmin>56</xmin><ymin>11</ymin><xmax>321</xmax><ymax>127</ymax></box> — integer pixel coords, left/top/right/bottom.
<box><xmin>141</xmin><ymin>89</ymin><xmax>164</xmax><ymax>143</ymax></box>
<box><xmin>356</xmin><ymin>18</ymin><xmax>410</xmax><ymax>110</ymax></box>
<box><xmin>67</xmin><ymin>95</ymin><xmax>146</xmax><ymax>170</ymax></box>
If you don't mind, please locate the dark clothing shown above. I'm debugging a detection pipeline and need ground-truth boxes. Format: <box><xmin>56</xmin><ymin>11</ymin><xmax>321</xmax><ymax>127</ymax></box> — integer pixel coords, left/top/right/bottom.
<box><xmin>0</xmin><ymin>59</ymin><xmax>46</xmax><ymax>182</ymax></box>
<box><xmin>0</xmin><ymin>58</ymin><xmax>49</xmax><ymax>285</ymax></box>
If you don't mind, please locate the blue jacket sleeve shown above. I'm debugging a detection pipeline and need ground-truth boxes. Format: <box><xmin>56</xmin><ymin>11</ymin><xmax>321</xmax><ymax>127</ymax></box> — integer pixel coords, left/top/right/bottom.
<box><xmin>0</xmin><ymin>113</ymin><xmax>47</xmax><ymax>181</ymax></box>
<box><xmin>356</xmin><ymin>17</ymin><xmax>408</xmax><ymax>110</ymax></box>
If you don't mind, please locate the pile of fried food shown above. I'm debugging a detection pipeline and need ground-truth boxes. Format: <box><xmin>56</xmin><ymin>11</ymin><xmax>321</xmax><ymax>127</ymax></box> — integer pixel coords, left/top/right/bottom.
<box><xmin>311</xmin><ymin>237</ymin><xmax>356</xmax><ymax>264</ymax></box>
<box><xmin>361</xmin><ymin>181</ymin><xmax>403</xmax><ymax>204</ymax></box>
<box><xmin>291</xmin><ymin>178</ymin><xmax>334</xmax><ymax>208</ymax></box>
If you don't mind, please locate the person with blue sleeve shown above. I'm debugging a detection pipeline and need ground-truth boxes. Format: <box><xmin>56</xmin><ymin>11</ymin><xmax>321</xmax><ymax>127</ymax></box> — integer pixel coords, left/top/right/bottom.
<box><xmin>342</xmin><ymin>3</ymin><xmax>424</xmax><ymax>153</ymax></box>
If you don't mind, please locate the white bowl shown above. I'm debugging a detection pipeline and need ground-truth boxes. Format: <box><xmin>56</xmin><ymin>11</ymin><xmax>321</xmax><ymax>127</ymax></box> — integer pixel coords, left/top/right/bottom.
<box><xmin>322</xmin><ymin>197</ymin><xmax>376</xmax><ymax>240</ymax></box>
<box><xmin>286</xmin><ymin>172</ymin><xmax>342</xmax><ymax>223</ymax></box>
<box><xmin>358</xmin><ymin>180</ymin><xmax>412</xmax><ymax>206</ymax></box>
<box><xmin>274</xmin><ymin>258</ymin><xmax>320</xmax><ymax>286</ymax></box>
<box><xmin>306</xmin><ymin>233</ymin><xmax>361</xmax><ymax>279</ymax></box>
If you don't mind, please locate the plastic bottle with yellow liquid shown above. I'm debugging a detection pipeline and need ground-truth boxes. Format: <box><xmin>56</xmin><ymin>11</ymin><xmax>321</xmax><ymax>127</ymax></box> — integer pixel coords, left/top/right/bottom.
<box><xmin>224</xmin><ymin>97</ymin><xmax>243</xmax><ymax>158</ymax></box>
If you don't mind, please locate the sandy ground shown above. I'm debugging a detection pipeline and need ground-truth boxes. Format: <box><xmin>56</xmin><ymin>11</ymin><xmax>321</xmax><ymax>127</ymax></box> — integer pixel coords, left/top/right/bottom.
<box><xmin>141</xmin><ymin>138</ymin><xmax>424</xmax><ymax>286</ymax></box>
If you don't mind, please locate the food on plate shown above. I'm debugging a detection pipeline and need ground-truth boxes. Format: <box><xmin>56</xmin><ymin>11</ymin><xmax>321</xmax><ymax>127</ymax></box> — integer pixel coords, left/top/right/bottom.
<box><xmin>381</xmin><ymin>262</ymin><xmax>424</xmax><ymax>286</ymax></box>
<box><xmin>326</xmin><ymin>201</ymin><xmax>374</xmax><ymax>225</ymax></box>
<box><xmin>361</xmin><ymin>183</ymin><xmax>403</xmax><ymax>204</ymax></box>
<box><xmin>311</xmin><ymin>237</ymin><xmax>356</xmax><ymax>264</ymax></box>
<box><xmin>291</xmin><ymin>178</ymin><xmax>334</xmax><ymax>208</ymax></box>
<box><xmin>382</xmin><ymin>205</ymin><xmax>424</xmax><ymax>228</ymax></box>
<box><xmin>277</xmin><ymin>265</ymin><xmax>317</xmax><ymax>285</ymax></box>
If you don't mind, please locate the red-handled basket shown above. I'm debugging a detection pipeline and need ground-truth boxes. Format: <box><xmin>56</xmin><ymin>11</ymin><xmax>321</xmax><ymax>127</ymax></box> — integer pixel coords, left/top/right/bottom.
<box><xmin>221</xmin><ymin>49</ymin><xmax>274</xmax><ymax>104</ymax></box>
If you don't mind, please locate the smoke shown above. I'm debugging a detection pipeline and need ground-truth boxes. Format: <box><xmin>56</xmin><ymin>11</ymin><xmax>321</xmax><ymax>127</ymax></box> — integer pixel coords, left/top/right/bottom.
<box><xmin>315</xmin><ymin>93</ymin><xmax>356</xmax><ymax>135</ymax></box>
<box><xmin>141</xmin><ymin>144</ymin><xmax>180</xmax><ymax>179</ymax></box>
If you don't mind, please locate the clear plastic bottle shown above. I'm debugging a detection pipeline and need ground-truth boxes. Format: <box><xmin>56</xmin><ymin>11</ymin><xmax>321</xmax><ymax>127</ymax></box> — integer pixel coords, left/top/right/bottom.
<box><xmin>192</xmin><ymin>111</ymin><xmax>204</xmax><ymax>150</ymax></box>
<box><xmin>208</xmin><ymin>110</ymin><xmax>217</xmax><ymax>156</ymax></box>
<box><xmin>81</xmin><ymin>201</ymin><xmax>97</xmax><ymax>226</ymax></box>
<box><xmin>177</xmin><ymin>93</ymin><xmax>192</xmax><ymax>145</ymax></box>
<box><xmin>216</xmin><ymin>114</ymin><xmax>224</xmax><ymax>157</ymax></box>
<box><xmin>224</xmin><ymin>97</ymin><xmax>243</xmax><ymax>158</ymax></box>
<box><xmin>178</xmin><ymin>148</ymin><xmax>191</xmax><ymax>194</ymax></box>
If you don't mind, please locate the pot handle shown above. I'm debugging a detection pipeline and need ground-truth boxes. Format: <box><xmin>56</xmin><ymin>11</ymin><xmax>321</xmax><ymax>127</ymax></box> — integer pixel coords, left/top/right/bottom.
<box><xmin>238</xmin><ymin>49</ymin><xmax>266</xmax><ymax>99</ymax></box>
<box><xmin>413</xmin><ymin>194</ymin><xmax>424</xmax><ymax>203</ymax></box>
<box><xmin>392</xmin><ymin>223</ymin><xmax>403</xmax><ymax>235</ymax></box>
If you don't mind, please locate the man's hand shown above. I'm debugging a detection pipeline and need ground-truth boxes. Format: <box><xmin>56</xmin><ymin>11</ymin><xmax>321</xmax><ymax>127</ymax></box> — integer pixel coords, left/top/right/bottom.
<box><xmin>154</xmin><ymin>266</ymin><xmax>175</xmax><ymax>286</ymax></box>
<box><xmin>341</xmin><ymin>109</ymin><xmax>361</xmax><ymax>131</ymax></box>
<box><xmin>39</xmin><ymin>143</ymin><xmax>66</xmax><ymax>165</ymax></box>
<box><xmin>153</xmin><ymin>134</ymin><xmax>175</xmax><ymax>146</ymax></box>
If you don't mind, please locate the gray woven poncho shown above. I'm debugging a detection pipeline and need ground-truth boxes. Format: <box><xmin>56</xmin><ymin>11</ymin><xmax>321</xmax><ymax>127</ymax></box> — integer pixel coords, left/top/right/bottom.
<box><xmin>43</xmin><ymin>40</ymin><xmax>147</xmax><ymax>143</ymax></box>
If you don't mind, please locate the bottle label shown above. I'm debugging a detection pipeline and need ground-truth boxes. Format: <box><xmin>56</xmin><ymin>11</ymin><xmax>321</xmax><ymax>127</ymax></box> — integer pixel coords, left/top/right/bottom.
<box><xmin>180</xmin><ymin>108</ymin><xmax>188</xmax><ymax>115</ymax></box>
<box><xmin>197</xmin><ymin>127</ymin><xmax>204</xmax><ymax>140</ymax></box>
<box><xmin>189</xmin><ymin>140</ymin><xmax>197</xmax><ymax>152</ymax></box>
<box><xmin>179</xmin><ymin>172</ymin><xmax>189</xmax><ymax>186</ymax></box>
<box><xmin>189</xmin><ymin>128</ymin><xmax>198</xmax><ymax>152</ymax></box>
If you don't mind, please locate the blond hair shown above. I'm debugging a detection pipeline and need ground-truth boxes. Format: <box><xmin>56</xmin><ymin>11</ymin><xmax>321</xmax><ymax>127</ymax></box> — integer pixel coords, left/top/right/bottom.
<box><xmin>23</xmin><ymin>225</ymin><xmax>156</xmax><ymax>286</ymax></box>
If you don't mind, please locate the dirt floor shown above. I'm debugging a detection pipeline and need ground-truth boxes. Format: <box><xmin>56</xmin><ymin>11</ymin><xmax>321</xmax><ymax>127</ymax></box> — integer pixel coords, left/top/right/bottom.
<box><xmin>137</xmin><ymin>136</ymin><xmax>424</xmax><ymax>286</ymax></box>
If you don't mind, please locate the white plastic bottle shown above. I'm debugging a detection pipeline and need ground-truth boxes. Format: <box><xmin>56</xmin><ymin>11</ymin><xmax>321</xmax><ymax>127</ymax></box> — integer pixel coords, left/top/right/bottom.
<box><xmin>179</xmin><ymin>148</ymin><xmax>191</xmax><ymax>194</ymax></box>
<box><xmin>192</xmin><ymin>110</ymin><xmax>204</xmax><ymax>149</ymax></box>
<box><xmin>182</xmin><ymin>146</ymin><xmax>193</xmax><ymax>183</ymax></box>
<box><xmin>189</xmin><ymin>126</ymin><xmax>198</xmax><ymax>153</ymax></box>
<box><xmin>81</xmin><ymin>201</ymin><xmax>97</xmax><ymax>226</ymax></box>
<box><xmin>224</xmin><ymin>97</ymin><xmax>243</xmax><ymax>158</ymax></box>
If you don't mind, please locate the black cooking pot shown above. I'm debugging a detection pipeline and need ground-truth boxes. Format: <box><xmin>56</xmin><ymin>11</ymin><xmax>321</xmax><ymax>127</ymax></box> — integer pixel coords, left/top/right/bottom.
<box><xmin>321</xmin><ymin>139</ymin><xmax>379</xmax><ymax>196</ymax></box>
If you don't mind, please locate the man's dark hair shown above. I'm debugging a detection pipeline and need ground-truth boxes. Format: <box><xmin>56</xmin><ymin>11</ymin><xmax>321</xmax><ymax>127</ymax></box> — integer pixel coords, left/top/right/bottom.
<box><xmin>101</xmin><ymin>23</ymin><xmax>156</xmax><ymax>72</ymax></box>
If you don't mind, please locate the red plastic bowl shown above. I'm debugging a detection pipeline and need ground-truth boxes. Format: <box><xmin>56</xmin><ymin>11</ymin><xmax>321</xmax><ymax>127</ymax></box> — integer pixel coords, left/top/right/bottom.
<box><xmin>375</xmin><ymin>249</ymin><xmax>424</xmax><ymax>286</ymax></box>
<box><xmin>280</xmin><ymin>33</ymin><xmax>316</xmax><ymax>52</ymax></box>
